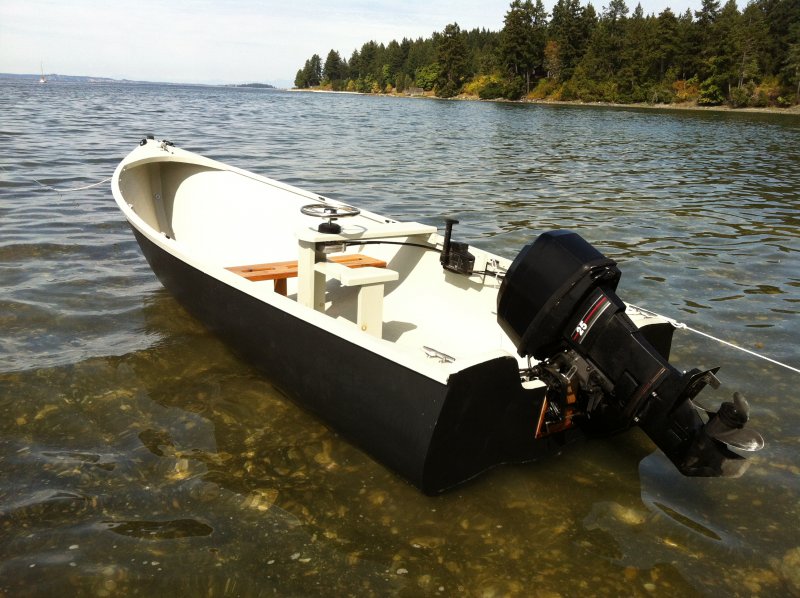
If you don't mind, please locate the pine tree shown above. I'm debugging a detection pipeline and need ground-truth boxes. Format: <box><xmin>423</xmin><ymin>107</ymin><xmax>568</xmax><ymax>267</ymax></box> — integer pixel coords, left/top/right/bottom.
<box><xmin>385</xmin><ymin>40</ymin><xmax>406</xmax><ymax>86</ymax></box>
<box><xmin>695</xmin><ymin>0</ymin><xmax>721</xmax><ymax>80</ymax></box>
<box><xmin>302</xmin><ymin>54</ymin><xmax>322</xmax><ymax>87</ymax></box>
<box><xmin>736</xmin><ymin>2</ymin><xmax>768</xmax><ymax>89</ymax></box>
<box><xmin>323</xmin><ymin>50</ymin><xmax>344</xmax><ymax>85</ymax></box>
<box><xmin>348</xmin><ymin>50</ymin><xmax>361</xmax><ymax>80</ymax></box>
<box><xmin>499</xmin><ymin>0</ymin><xmax>546</xmax><ymax>93</ymax></box>
<box><xmin>655</xmin><ymin>8</ymin><xmax>680</xmax><ymax>80</ymax></box>
<box><xmin>763</xmin><ymin>0</ymin><xmax>800</xmax><ymax>88</ymax></box>
<box><xmin>618</xmin><ymin>4</ymin><xmax>658</xmax><ymax>100</ymax></box>
<box><xmin>713</xmin><ymin>0</ymin><xmax>743</xmax><ymax>95</ymax></box>
<box><xmin>435</xmin><ymin>23</ymin><xmax>469</xmax><ymax>97</ymax></box>
<box><xmin>578</xmin><ymin>0</ymin><xmax>629</xmax><ymax>83</ymax></box>
<box><xmin>294</xmin><ymin>68</ymin><xmax>307</xmax><ymax>89</ymax></box>
<box><xmin>675</xmin><ymin>9</ymin><xmax>697</xmax><ymax>80</ymax></box>
<box><xmin>786</xmin><ymin>39</ymin><xmax>800</xmax><ymax>101</ymax></box>
<box><xmin>549</xmin><ymin>0</ymin><xmax>592</xmax><ymax>81</ymax></box>
<box><xmin>359</xmin><ymin>41</ymin><xmax>380</xmax><ymax>81</ymax></box>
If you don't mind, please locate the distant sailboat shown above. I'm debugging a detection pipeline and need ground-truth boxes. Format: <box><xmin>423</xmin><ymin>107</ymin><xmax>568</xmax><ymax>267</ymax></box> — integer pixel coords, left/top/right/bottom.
<box><xmin>39</xmin><ymin>63</ymin><xmax>47</xmax><ymax>84</ymax></box>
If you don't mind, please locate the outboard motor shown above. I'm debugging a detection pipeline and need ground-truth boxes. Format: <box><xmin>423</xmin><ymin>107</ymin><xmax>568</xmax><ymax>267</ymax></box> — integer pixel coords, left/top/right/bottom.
<box><xmin>497</xmin><ymin>230</ymin><xmax>763</xmax><ymax>477</ymax></box>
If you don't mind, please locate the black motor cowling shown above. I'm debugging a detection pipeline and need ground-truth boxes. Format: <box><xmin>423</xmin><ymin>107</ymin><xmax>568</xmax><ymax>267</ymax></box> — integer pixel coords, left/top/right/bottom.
<box><xmin>497</xmin><ymin>231</ymin><xmax>761</xmax><ymax>477</ymax></box>
<box><xmin>497</xmin><ymin>230</ymin><xmax>621</xmax><ymax>360</ymax></box>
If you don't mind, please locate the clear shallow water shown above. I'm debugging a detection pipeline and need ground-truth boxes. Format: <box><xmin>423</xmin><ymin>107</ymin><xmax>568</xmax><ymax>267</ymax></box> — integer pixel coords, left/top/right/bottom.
<box><xmin>1</xmin><ymin>80</ymin><xmax>799</xmax><ymax>596</ymax></box>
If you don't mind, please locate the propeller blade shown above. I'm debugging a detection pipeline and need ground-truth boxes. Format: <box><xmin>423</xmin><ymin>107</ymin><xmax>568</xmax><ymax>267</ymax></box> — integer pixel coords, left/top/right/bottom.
<box><xmin>690</xmin><ymin>399</ymin><xmax>712</xmax><ymax>413</ymax></box>
<box><xmin>703</xmin><ymin>392</ymin><xmax>764</xmax><ymax>451</ymax></box>
<box><xmin>707</xmin><ymin>426</ymin><xmax>765</xmax><ymax>451</ymax></box>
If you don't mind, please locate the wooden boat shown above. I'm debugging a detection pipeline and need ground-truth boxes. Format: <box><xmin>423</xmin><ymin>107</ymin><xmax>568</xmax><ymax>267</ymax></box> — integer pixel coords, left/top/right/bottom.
<box><xmin>112</xmin><ymin>138</ymin><xmax>761</xmax><ymax>493</ymax></box>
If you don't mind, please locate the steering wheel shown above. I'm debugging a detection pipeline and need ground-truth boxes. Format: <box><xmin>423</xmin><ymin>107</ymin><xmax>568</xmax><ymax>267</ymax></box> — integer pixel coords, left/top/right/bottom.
<box><xmin>301</xmin><ymin>203</ymin><xmax>360</xmax><ymax>219</ymax></box>
<box><xmin>301</xmin><ymin>203</ymin><xmax>360</xmax><ymax>233</ymax></box>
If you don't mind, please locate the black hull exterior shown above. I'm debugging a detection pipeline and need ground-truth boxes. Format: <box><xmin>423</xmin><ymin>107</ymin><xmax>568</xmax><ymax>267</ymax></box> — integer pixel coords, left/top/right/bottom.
<box><xmin>133</xmin><ymin>228</ymin><xmax>576</xmax><ymax>493</ymax></box>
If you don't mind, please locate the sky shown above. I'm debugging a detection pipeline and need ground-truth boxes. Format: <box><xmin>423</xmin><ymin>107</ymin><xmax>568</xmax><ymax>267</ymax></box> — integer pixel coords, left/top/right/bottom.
<box><xmin>1</xmin><ymin>0</ymin><xmax>706</xmax><ymax>88</ymax></box>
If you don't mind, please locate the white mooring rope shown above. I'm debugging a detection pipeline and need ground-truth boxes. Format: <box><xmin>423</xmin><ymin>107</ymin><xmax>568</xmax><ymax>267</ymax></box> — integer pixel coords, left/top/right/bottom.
<box><xmin>30</xmin><ymin>176</ymin><xmax>112</xmax><ymax>194</ymax></box>
<box><xmin>630</xmin><ymin>304</ymin><xmax>800</xmax><ymax>375</ymax></box>
<box><xmin>0</xmin><ymin>164</ymin><xmax>111</xmax><ymax>196</ymax></box>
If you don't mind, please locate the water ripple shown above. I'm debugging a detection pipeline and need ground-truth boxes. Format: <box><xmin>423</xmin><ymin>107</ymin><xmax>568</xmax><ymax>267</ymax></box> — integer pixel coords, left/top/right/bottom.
<box><xmin>1</xmin><ymin>80</ymin><xmax>798</xmax><ymax>596</ymax></box>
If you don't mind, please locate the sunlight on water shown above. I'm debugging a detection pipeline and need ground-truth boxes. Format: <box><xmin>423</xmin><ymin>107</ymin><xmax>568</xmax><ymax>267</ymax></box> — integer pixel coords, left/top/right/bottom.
<box><xmin>1</xmin><ymin>80</ymin><xmax>798</xmax><ymax>595</ymax></box>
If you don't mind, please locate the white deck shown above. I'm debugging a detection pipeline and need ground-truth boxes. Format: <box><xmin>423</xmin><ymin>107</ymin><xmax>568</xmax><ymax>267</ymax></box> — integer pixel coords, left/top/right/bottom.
<box><xmin>169</xmin><ymin>166</ymin><xmax>519</xmax><ymax>362</ymax></box>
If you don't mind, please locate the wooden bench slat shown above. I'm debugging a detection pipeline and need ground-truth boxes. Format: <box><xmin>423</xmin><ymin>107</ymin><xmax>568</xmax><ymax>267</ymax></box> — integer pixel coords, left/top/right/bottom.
<box><xmin>226</xmin><ymin>259</ymin><xmax>298</xmax><ymax>281</ymax></box>
<box><xmin>226</xmin><ymin>254</ymin><xmax>388</xmax><ymax>294</ymax></box>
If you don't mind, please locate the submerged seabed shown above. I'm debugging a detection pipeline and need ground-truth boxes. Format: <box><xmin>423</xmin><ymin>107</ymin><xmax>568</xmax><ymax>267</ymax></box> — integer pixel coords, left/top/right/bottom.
<box><xmin>1</xmin><ymin>80</ymin><xmax>798</xmax><ymax>596</ymax></box>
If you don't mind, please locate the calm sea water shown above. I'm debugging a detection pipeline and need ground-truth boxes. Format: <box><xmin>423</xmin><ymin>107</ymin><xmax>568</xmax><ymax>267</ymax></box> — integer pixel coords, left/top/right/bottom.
<box><xmin>1</xmin><ymin>80</ymin><xmax>799</xmax><ymax>596</ymax></box>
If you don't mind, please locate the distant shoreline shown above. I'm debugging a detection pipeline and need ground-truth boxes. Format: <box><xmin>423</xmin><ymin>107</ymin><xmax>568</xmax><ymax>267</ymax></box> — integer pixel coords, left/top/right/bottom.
<box><xmin>4</xmin><ymin>73</ymin><xmax>796</xmax><ymax>115</ymax></box>
<box><xmin>0</xmin><ymin>73</ymin><xmax>280</xmax><ymax>88</ymax></box>
<box><xmin>286</xmin><ymin>87</ymin><xmax>800</xmax><ymax>116</ymax></box>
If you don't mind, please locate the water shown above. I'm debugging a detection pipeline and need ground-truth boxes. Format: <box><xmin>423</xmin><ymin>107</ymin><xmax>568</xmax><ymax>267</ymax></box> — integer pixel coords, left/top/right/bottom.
<box><xmin>1</xmin><ymin>80</ymin><xmax>798</xmax><ymax>596</ymax></box>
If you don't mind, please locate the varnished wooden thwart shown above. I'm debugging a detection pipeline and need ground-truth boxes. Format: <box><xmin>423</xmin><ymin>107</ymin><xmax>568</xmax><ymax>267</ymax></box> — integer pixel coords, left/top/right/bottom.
<box><xmin>227</xmin><ymin>254</ymin><xmax>387</xmax><ymax>295</ymax></box>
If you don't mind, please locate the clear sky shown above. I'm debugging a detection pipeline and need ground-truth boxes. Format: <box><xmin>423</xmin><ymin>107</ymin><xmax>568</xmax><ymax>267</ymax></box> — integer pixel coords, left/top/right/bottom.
<box><xmin>1</xmin><ymin>0</ymin><xmax>704</xmax><ymax>88</ymax></box>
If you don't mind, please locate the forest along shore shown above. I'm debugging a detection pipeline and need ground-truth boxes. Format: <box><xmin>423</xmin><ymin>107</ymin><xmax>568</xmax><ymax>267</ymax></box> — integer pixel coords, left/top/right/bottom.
<box><xmin>294</xmin><ymin>0</ymin><xmax>800</xmax><ymax>111</ymax></box>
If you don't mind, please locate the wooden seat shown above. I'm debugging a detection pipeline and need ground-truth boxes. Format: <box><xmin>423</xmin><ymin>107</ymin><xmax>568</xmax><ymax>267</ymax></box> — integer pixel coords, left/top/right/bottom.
<box><xmin>313</xmin><ymin>262</ymin><xmax>398</xmax><ymax>337</ymax></box>
<box><xmin>227</xmin><ymin>254</ymin><xmax>387</xmax><ymax>295</ymax></box>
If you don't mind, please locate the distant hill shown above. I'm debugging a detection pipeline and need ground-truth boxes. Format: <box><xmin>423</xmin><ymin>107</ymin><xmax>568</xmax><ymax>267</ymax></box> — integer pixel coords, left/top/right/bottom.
<box><xmin>0</xmin><ymin>73</ymin><xmax>278</xmax><ymax>88</ymax></box>
<box><xmin>0</xmin><ymin>73</ymin><xmax>123</xmax><ymax>83</ymax></box>
<box><xmin>230</xmin><ymin>83</ymin><xmax>276</xmax><ymax>89</ymax></box>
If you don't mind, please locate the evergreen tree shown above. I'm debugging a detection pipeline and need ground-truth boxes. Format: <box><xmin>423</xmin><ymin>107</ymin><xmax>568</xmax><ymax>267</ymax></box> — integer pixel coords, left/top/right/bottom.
<box><xmin>577</xmin><ymin>0</ymin><xmax>629</xmax><ymax>85</ymax></box>
<box><xmin>465</xmin><ymin>27</ymin><xmax>502</xmax><ymax>76</ymax></box>
<box><xmin>529</xmin><ymin>0</ymin><xmax>549</xmax><ymax>82</ymax></box>
<box><xmin>763</xmin><ymin>0</ymin><xmax>800</xmax><ymax>87</ymax></box>
<box><xmin>405</xmin><ymin>37</ymin><xmax>437</xmax><ymax>83</ymax></box>
<box><xmin>604</xmin><ymin>0</ymin><xmax>631</xmax><ymax>78</ymax></box>
<box><xmin>323</xmin><ymin>50</ymin><xmax>345</xmax><ymax>85</ymax></box>
<box><xmin>695</xmin><ymin>0</ymin><xmax>722</xmax><ymax>29</ymax></box>
<box><xmin>618</xmin><ymin>4</ymin><xmax>658</xmax><ymax>100</ymax></box>
<box><xmin>736</xmin><ymin>1</ymin><xmax>769</xmax><ymax>88</ymax></box>
<box><xmin>713</xmin><ymin>0</ymin><xmax>743</xmax><ymax>94</ymax></box>
<box><xmin>655</xmin><ymin>8</ymin><xmax>680</xmax><ymax>79</ymax></box>
<box><xmin>500</xmin><ymin>0</ymin><xmax>546</xmax><ymax>93</ymax></box>
<box><xmin>359</xmin><ymin>41</ymin><xmax>380</xmax><ymax>80</ymax></box>
<box><xmin>435</xmin><ymin>23</ymin><xmax>469</xmax><ymax>97</ymax></box>
<box><xmin>348</xmin><ymin>49</ymin><xmax>361</xmax><ymax>80</ymax></box>
<box><xmin>694</xmin><ymin>0</ymin><xmax>721</xmax><ymax>80</ymax></box>
<box><xmin>385</xmin><ymin>39</ymin><xmax>406</xmax><ymax>85</ymax></box>
<box><xmin>294</xmin><ymin>68</ymin><xmax>307</xmax><ymax>89</ymax></box>
<box><xmin>580</xmin><ymin>3</ymin><xmax>599</xmax><ymax>50</ymax></box>
<box><xmin>549</xmin><ymin>0</ymin><xmax>592</xmax><ymax>81</ymax></box>
<box><xmin>674</xmin><ymin>9</ymin><xmax>697</xmax><ymax>80</ymax></box>
<box><xmin>302</xmin><ymin>54</ymin><xmax>322</xmax><ymax>87</ymax></box>
<box><xmin>786</xmin><ymin>38</ymin><xmax>800</xmax><ymax>101</ymax></box>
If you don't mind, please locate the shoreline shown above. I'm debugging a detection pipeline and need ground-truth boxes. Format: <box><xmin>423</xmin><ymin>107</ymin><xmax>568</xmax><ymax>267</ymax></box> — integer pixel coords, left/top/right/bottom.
<box><xmin>286</xmin><ymin>87</ymin><xmax>800</xmax><ymax>116</ymax></box>
<box><xmin>521</xmin><ymin>97</ymin><xmax>800</xmax><ymax>115</ymax></box>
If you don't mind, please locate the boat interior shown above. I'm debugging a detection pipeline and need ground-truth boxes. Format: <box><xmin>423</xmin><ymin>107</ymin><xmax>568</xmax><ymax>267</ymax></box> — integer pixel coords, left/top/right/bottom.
<box><xmin>117</xmin><ymin>157</ymin><xmax>527</xmax><ymax>370</ymax></box>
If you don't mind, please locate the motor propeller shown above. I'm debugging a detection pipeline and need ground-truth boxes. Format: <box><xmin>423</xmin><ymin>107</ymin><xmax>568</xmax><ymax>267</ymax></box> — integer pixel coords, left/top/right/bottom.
<box><xmin>701</xmin><ymin>393</ymin><xmax>765</xmax><ymax>452</ymax></box>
